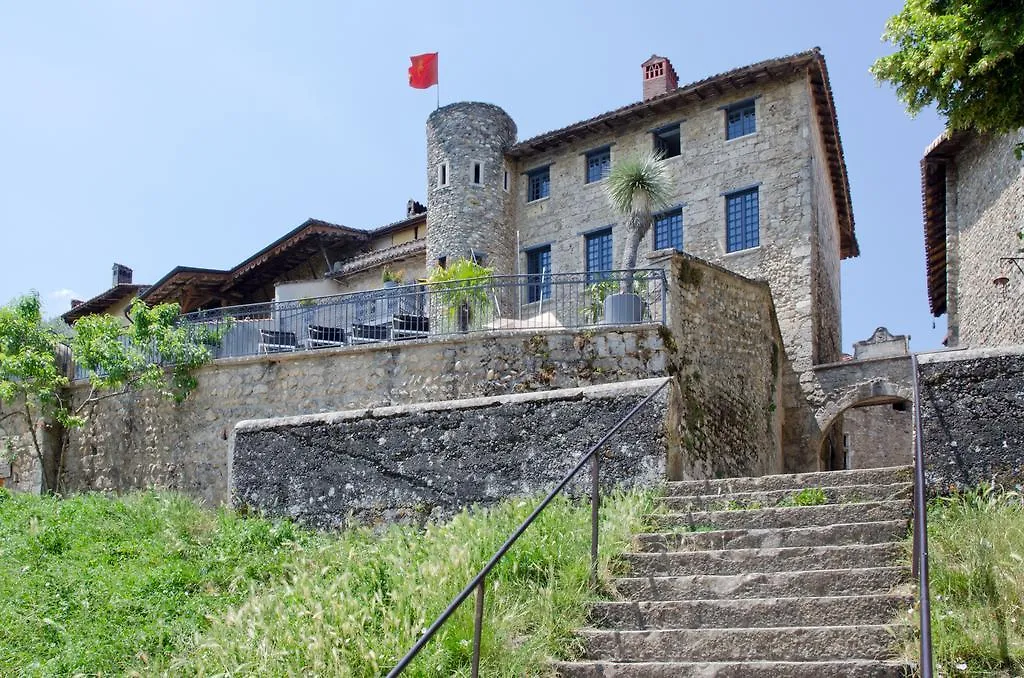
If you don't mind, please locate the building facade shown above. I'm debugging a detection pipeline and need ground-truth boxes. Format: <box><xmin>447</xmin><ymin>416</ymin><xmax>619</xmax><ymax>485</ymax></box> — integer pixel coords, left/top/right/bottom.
<box><xmin>923</xmin><ymin>129</ymin><xmax>1024</xmax><ymax>348</ymax></box>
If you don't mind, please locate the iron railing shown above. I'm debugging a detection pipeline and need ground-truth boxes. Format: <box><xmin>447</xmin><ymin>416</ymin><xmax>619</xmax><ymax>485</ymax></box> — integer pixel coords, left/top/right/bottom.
<box><xmin>386</xmin><ymin>379</ymin><xmax>669</xmax><ymax>678</ymax></box>
<box><xmin>910</xmin><ymin>352</ymin><xmax>934</xmax><ymax>677</ymax></box>
<box><xmin>176</xmin><ymin>269</ymin><xmax>666</xmax><ymax>361</ymax></box>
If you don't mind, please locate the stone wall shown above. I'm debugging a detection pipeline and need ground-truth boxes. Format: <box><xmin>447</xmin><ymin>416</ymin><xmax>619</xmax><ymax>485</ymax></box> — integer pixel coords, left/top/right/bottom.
<box><xmin>947</xmin><ymin>130</ymin><xmax>1024</xmax><ymax>348</ymax></box>
<box><xmin>918</xmin><ymin>346</ymin><xmax>1024</xmax><ymax>490</ymax></box>
<box><xmin>58</xmin><ymin>326</ymin><xmax>670</xmax><ymax>505</ymax></box>
<box><xmin>231</xmin><ymin>379</ymin><xmax>670</xmax><ymax>528</ymax></box>
<box><xmin>841</xmin><ymin>405</ymin><xmax>913</xmax><ymax>469</ymax></box>
<box><xmin>660</xmin><ymin>253</ymin><xmax>785</xmax><ymax>477</ymax></box>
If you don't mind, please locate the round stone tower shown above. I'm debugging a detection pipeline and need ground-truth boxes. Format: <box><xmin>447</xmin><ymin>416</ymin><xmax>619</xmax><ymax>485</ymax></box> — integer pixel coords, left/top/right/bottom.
<box><xmin>426</xmin><ymin>102</ymin><xmax>517</xmax><ymax>277</ymax></box>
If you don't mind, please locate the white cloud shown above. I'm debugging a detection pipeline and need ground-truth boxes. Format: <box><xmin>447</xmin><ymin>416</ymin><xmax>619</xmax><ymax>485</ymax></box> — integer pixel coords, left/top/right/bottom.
<box><xmin>49</xmin><ymin>288</ymin><xmax>79</xmax><ymax>301</ymax></box>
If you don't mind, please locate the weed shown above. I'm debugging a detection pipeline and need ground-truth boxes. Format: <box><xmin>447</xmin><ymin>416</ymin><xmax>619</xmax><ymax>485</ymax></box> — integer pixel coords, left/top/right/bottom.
<box><xmin>781</xmin><ymin>488</ymin><xmax>828</xmax><ymax>507</ymax></box>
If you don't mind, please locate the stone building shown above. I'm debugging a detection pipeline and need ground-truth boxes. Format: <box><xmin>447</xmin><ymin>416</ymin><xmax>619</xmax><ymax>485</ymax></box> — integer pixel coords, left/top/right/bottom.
<box><xmin>923</xmin><ymin>128</ymin><xmax>1024</xmax><ymax>347</ymax></box>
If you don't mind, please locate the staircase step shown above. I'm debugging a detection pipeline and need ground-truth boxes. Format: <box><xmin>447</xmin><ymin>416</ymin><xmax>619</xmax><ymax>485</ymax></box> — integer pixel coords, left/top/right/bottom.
<box><xmin>614</xmin><ymin>566</ymin><xmax>910</xmax><ymax>601</ymax></box>
<box><xmin>649</xmin><ymin>500</ymin><xmax>911</xmax><ymax>531</ymax></box>
<box><xmin>664</xmin><ymin>466</ymin><xmax>913</xmax><ymax>496</ymax></box>
<box><xmin>576</xmin><ymin>624</ymin><xmax>906</xmax><ymax>662</ymax></box>
<box><xmin>635</xmin><ymin>520</ymin><xmax>908</xmax><ymax>552</ymax></box>
<box><xmin>619</xmin><ymin>542</ymin><xmax>905</xmax><ymax>577</ymax></box>
<box><xmin>589</xmin><ymin>594</ymin><xmax>913</xmax><ymax>629</ymax></box>
<box><xmin>553</xmin><ymin>659</ymin><xmax>914</xmax><ymax>677</ymax></box>
<box><xmin>662</xmin><ymin>483</ymin><xmax>911</xmax><ymax>512</ymax></box>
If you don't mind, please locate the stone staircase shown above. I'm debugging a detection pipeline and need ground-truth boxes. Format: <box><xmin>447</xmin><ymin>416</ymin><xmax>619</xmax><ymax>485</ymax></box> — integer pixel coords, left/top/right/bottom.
<box><xmin>554</xmin><ymin>466</ymin><xmax>917</xmax><ymax>677</ymax></box>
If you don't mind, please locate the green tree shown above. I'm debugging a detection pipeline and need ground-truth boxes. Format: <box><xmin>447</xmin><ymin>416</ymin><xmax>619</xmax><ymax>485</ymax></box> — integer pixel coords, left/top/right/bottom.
<box><xmin>604</xmin><ymin>150</ymin><xmax>672</xmax><ymax>293</ymax></box>
<box><xmin>0</xmin><ymin>294</ymin><xmax>216</xmax><ymax>493</ymax></box>
<box><xmin>871</xmin><ymin>0</ymin><xmax>1024</xmax><ymax>155</ymax></box>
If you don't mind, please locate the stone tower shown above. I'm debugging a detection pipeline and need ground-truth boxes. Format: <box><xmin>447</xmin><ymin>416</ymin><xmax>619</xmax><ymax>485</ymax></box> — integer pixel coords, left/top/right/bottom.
<box><xmin>426</xmin><ymin>102</ymin><xmax>517</xmax><ymax>276</ymax></box>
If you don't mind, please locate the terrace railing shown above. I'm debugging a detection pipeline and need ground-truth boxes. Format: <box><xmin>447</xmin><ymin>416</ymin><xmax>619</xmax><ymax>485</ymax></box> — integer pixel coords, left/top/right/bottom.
<box><xmin>176</xmin><ymin>269</ymin><xmax>667</xmax><ymax>360</ymax></box>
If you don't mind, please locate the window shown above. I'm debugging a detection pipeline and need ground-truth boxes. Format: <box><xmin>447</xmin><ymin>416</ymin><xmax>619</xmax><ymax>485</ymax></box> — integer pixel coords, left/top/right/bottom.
<box><xmin>585</xmin><ymin>228</ymin><xmax>613</xmax><ymax>281</ymax></box>
<box><xmin>472</xmin><ymin>161</ymin><xmax>482</xmax><ymax>185</ymax></box>
<box><xmin>726</xmin><ymin>100</ymin><xmax>756</xmax><ymax>139</ymax></box>
<box><xmin>726</xmin><ymin>188</ymin><xmax>759</xmax><ymax>252</ymax></box>
<box><xmin>527</xmin><ymin>166</ymin><xmax>550</xmax><ymax>202</ymax></box>
<box><xmin>503</xmin><ymin>169</ymin><xmax>509</xmax><ymax>192</ymax></box>
<box><xmin>653</xmin><ymin>208</ymin><xmax>683</xmax><ymax>251</ymax></box>
<box><xmin>585</xmin><ymin>147</ymin><xmax>611</xmax><ymax>183</ymax></box>
<box><xmin>653</xmin><ymin>124</ymin><xmax>681</xmax><ymax>158</ymax></box>
<box><xmin>526</xmin><ymin>246</ymin><xmax>552</xmax><ymax>303</ymax></box>
<box><xmin>438</xmin><ymin>162</ymin><xmax>449</xmax><ymax>187</ymax></box>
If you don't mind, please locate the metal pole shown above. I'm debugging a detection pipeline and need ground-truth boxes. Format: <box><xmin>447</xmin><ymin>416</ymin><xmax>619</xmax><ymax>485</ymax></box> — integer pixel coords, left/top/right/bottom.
<box><xmin>591</xmin><ymin>444</ymin><xmax>600</xmax><ymax>587</ymax></box>
<box><xmin>471</xmin><ymin>578</ymin><xmax>485</xmax><ymax>678</ymax></box>
<box><xmin>911</xmin><ymin>353</ymin><xmax>934</xmax><ymax>677</ymax></box>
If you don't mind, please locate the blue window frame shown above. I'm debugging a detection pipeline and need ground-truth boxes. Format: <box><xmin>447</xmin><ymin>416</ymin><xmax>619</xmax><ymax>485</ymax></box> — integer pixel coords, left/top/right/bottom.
<box><xmin>653</xmin><ymin>208</ymin><xmax>683</xmax><ymax>251</ymax></box>
<box><xmin>526</xmin><ymin>246</ymin><xmax>552</xmax><ymax>303</ymax></box>
<box><xmin>726</xmin><ymin>100</ymin><xmax>756</xmax><ymax>139</ymax></box>
<box><xmin>527</xmin><ymin>166</ymin><xmax>550</xmax><ymax>202</ymax></box>
<box><xmin>726</xmin><ymin>188</ymin><xmax>759</xmax><ymax>252</ymax></box>
<box><xmin>585</xmin><ymin>228</ymin><xmax>614</xmax><ymax>281</ymax></box>
<box><xmin>585</xmin><ymin>147</ymin><xmax>611</xmax><ymax>183</ymax></box>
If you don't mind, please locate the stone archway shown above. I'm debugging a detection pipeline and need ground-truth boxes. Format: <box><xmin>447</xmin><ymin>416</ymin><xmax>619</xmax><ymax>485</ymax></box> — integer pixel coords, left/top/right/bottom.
<box><xmin>815</xmin><ymin>378</ymin><xmax>915</xmax><ymax>471</ymax></box>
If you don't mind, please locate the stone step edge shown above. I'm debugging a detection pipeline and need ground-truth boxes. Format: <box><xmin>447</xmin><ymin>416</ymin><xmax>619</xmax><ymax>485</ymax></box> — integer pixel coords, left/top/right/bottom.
<box><xmin>612</xmin><ymin>565</ymin><xmax>911</xmax><ymax>586</ymax></box>
<box><xmin>549</xmin><ymin>659</ymin><xmax>916</xmax><ymax>673</ymax></box>
<box><xmin>648</xmin><ymin>499</ymin><xmax>910</xmax><ymax>521</ymax></box>
<box><xmin>576</xmin><ymin>622</ymin><xmax>911</xmax><ymax>635</ymax></box>
<box><xmin>619</xmin><ymin>540</ymin><xmax>906</xmax><ymax>560</ymax></box>
<box><xmin>662</xmin><ymin>482</ymin><xmax>912</xmax><ymax>502</ymax></box>
<box><xmin>633</xmin><ymin>519</ymin><xmax>909</xmax><ymax>541</ymax></box>
<box><xmin>663</xmin><ymin>466</ymin><xmax>913</xmax><ymax>489</ymax></box>
<box><xmin>591</xmin><ymin>592</ymin><xmax>914</xmax><ymax>607</ymax></box>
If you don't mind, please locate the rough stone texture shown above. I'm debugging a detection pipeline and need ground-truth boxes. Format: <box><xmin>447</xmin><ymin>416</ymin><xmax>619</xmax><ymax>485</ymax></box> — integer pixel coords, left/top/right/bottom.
<box><xmin>56</xmin><ymin>327</ymin><xmax>670</xmax><ymax>504</ymax></box>
<box><xmin>230</xmin><ymin>379</ymin><xmax>669</xmax><ymax>528</ymax></box>
<box><xmin>508</xmin><ymin>76</ymin><xmax>845</xmax><ymax>469</ymax></box>
<box><xmin>660</xmin><ymin>253</ymin><xmax>785</xmax><ymax>478</ymax></box>
<box><xmin>841</xmin><ymin>405</ymin><xmax>913</xmax><ymax>469</ymax></box>
<box><xmin>944</xmin><ymin>130</ymin><xmax>1024</xmax><ymax>348</ymax></box>
<box><xmin>426</xmin><ymin>102</ymin><xmax>517</xmax><ymax>276</ymax></box>
<box><xmin>853</xmin><ymin>327</ymin><xmax>909</xmax><ymax>360</ymax></box>
<box><xmin>918</xmin><ymin>346</ymin><xmax>1024</xmax><ymax>490</ymax></box>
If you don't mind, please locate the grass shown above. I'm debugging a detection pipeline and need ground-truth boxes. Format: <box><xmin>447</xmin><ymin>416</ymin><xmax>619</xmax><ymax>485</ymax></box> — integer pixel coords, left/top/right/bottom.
<box><xmin>0</xmin><ymin>487</ymin><xmax>654</xmax><ymax>677</ymax></box>
<box><xmin>780</xmin><ymin>487</ymin><xmax>828</xmax><ymax>507</ymax></box>
<box><xmin>904</xmin><ymin>485</ymin><xmax>1024</xmax><ymax>676</ymax></box>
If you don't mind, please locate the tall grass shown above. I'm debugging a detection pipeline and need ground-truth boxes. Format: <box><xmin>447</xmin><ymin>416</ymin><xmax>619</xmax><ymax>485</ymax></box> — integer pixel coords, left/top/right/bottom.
<box><xmin>165</xmin><ymin>491</ymin><xmax>653</xmax><ymax>677</ymax></box>
<box><xmin>0</xmin><ymin>487</ymin><xmax>653</xmax><ymax>677</ymax></box>
<box><xmin>0</xmin><ymin>489</ymin><xmax>309</xmax><ymax>676</ymax></box>
<box><xmin>914</xmin><ymin>485</ymin><xmax>1024</xmax><ymax>676</ymax></box>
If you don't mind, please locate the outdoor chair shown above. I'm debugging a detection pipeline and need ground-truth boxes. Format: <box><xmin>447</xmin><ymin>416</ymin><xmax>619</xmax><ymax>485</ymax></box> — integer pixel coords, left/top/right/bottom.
<box><xmin>349</xmin><ymin>323</ymin><xmax>391</xmax><ymax>344</ymax></box>
<box><xmin>258</xmin><ymin>329</ymin><xmax>299</xmax><ymax>354</ymax></box>
<box><xmin>392</xmin><ymin>314</ymin><xmax>430</xmax><ymax>340</ymax></box>
<box><xmin>307</xmin><ymin>324</ymin><xmax>346</xmax><ymax>348</ymax></box>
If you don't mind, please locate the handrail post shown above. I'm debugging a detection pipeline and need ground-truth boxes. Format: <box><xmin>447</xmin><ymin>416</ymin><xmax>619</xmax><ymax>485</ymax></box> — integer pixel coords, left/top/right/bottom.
<box><xmin>471</xmin><ymin>577</ymin><xmax>485</xmax><ymax>678</ymax></box>
<box><xmin>911</xmin><ymin>353</ymin><xmax>934</xmax><ymax>677</ymax></box>
<box><xmin>590</xmin><ymin>443</ymin><xmax>600</xmax><ymax>588</ymax></box>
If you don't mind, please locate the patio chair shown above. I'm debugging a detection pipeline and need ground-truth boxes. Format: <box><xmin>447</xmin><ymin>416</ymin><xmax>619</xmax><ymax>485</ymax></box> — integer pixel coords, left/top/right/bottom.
<box><xmin>258</xmin><ymin>329</ymin><xmax>299</xmax><ymax>354</ymax></box>
<box><xmin>307</xmin><ymin>324</ymin><xmax>346</xmax><ymax>349</ymax></box>
<box><xmin>392</xmin><ymin>314</ymin><xmax>429</xmax><ymax>340</ymax></box>
<box><xmin>350</xmin><ymin>323</ymin><xmax>391</xmax><ymax>344</ymax></box>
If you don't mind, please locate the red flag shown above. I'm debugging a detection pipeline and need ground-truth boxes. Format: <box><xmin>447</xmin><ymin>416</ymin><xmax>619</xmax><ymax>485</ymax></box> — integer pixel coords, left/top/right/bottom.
<box><xmin>408</xmin><ymin>53</ymin><xmax>438</xmax><ymax>89</ymax></box>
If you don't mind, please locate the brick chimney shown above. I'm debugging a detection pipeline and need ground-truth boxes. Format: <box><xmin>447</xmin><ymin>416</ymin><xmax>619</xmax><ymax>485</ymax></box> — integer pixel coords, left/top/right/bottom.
<box><xmin>642</xmin><ymin>55</ymin><xmax>678</xmax><ymax>101</ymax></box>
<box><xmin>70</xmin><ymin>299</ymin><xmax>84</xmax><ymax>309</ymax></box>
<box><xmin>112</xmin><ymin>263</ymin><xmax>133</xmax><ymax>287</ymax></box>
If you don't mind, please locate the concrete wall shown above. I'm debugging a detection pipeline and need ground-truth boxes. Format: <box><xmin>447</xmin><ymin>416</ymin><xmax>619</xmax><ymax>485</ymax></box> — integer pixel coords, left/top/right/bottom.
<box><xmin>59</xmin><ymin>326</ymin><xmax>671</xmax><ymax>505</ymax></box>
<box><xmin>660</xmin><ymin>253</ymin><xmax>785</xmax><ymax>477</ymax></box>
<box><xmin>946</xmin><ymin>130</ymin><xmax>1024</xmax><ymax>348</ymax></box>
<box><xmin>231</xmin><ymin>379</ymin><xmax>670</xmax><ymax>528</ymax></box>
<box><xmin>919</xmin><ymin>346</ymin><xmax>1024</xmax><ymax>490</ymax></box>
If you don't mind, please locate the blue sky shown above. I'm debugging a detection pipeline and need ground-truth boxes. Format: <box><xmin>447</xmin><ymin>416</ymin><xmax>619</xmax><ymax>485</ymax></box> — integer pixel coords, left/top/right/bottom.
<box><xmin>0</xmin><ymin>1</ymin><xmax>946</xmax><ymax>351</ymax></box>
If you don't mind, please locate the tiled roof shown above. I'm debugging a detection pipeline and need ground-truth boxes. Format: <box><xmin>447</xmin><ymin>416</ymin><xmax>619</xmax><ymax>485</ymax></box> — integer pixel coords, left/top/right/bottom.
<box><xmin>61</xmin><ymin>284</ymin><xmax>149</xmax><ymax>324</ymax></box>
<box><xmin>921</xmin><ymin>130</ymin><xmax>969</xmax><ymax>317</ymax></box>
<box><xmin>326</xmin><ymin>239</ymin><xmax>427</xmax><ymax>279</ymax></box>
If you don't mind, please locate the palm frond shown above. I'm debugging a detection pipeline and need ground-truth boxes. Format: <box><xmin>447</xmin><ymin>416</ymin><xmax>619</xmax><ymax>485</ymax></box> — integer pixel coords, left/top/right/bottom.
<box><xmin>603</xmin><ymin>151</ymin><xmax>672</xmax><ymax>217</ymax></box>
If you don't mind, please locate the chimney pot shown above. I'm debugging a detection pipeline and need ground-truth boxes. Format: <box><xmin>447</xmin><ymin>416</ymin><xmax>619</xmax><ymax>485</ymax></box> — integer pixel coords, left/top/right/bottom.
<box><xmin>112</xmin><ymin>263</ymin><xmax>133</xmax><ymax>287</ymax></box>
<box><xmin>642</xmin><ymin>55</ymin><xmax>678</xmax><ymax>101</ymax></box>
<box><xmin>70</xmin><ymin>299</ymin><xmax>84</xmax><ymax>309</ymax></box>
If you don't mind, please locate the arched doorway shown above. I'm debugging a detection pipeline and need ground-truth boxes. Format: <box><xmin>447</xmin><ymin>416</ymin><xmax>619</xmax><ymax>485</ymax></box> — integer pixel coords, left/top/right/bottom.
<box><xmin>816</xmin><ymin>379</ymin><xmax>915</xmax><ymax>471</ymax></box>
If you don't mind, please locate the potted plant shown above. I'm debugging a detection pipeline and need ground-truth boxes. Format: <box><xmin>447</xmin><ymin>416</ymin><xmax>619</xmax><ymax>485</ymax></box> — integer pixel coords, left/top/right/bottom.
<box><xmin>603</xmin><ymin>150</ymin><xmax>670</xmax><ymax>323</ymax></box>
<box><xmin>426</xmin><ymin>257</ymin><xmax>494</xmax><ymax>332</ymax></box>
<box><xmin>581</xmin><ymin>279</ymin><xmax>619</xmax><ymax>324</ymax></box>
<box><xmin>382</xmin><ymin>266</ymin><xmax>404</xmax><ymax>288</ymax></box>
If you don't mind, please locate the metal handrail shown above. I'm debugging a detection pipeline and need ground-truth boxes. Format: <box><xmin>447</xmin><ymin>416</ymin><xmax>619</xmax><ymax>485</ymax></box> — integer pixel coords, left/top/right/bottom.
<box><xmin>910</xmin><ymin>352</ymin><xmax>934</xmax><ymax>677</ymax></box>
<box><xmin>386</xmin><ymin>379</ymin><xmax>670</xmax><ymax>677</ymax></box>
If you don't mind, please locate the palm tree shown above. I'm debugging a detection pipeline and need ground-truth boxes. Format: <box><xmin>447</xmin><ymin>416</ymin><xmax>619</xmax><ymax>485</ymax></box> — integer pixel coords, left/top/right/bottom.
<box><xmin>604</xmin><ymin>150</ymin><xmax>672</xmax><ymax>294</ymax></box>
